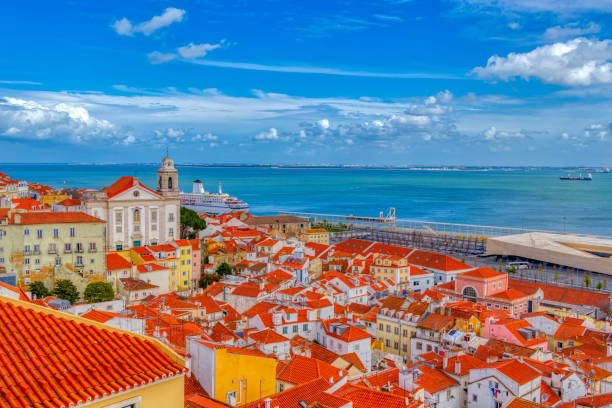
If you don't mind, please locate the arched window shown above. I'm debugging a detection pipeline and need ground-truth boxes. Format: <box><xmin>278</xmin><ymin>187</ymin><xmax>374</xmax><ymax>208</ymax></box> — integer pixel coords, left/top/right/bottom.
<box><xmin>158</xmin><ymin>176</ymin><xmax>162</xmax><ymax>189</ymax></box>
<box><xmin>168</xmin><ymin>176</ymin><xmax>173</xmax><ymax>189</ymax></box>
<box><xmin>133</xmin><ymin>208</ymin><xmax>140</xmax><ymax>222</ymax></box>
<box><xmin>463</xmin><ymin>286</ymin><xmax>477</xmax><ymax>302</ymax></box>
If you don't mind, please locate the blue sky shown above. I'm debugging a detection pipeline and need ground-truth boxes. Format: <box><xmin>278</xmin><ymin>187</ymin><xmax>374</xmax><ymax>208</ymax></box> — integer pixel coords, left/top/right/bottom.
<box><xmin>1</xmin><ymin>0</ymin><xmax>611</xmax><ymax>165</ymax></box>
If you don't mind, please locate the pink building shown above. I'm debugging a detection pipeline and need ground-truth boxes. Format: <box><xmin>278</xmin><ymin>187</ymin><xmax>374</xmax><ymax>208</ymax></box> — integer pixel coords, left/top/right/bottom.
<box><xmin>190</xmin><ymin>238</ymin><xmax>202</xmax><ymax>289</ymax></box>
<box><xmin>484</xmin><ymin>317</ymin><xmax>548</xmax><ymax>351</ymax></box>
<box><xmin>434</xmin><ymin>267</ymin><xmax>532</xmax><ymax>318</ymax></box>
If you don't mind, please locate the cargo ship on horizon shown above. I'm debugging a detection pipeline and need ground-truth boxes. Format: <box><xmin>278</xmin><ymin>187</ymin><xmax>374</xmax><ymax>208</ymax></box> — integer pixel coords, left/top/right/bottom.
<box><xmin>560</xmin><ymin>173</ymin><xmax>592</xmax><ymax>181</ymax></box>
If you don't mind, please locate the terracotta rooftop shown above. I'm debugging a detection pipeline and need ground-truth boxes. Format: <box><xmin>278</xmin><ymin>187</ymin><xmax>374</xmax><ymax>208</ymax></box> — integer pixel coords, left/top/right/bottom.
<box><xmin>10</xmin><ymin>211</ymin><xmax>105</xmax><ymax>225</ymax></box>
<box><xmin>508</xmin><ymin>279</ymin><xmax>611</xmax><ymax>310</ymax></box>
<box><xmin>0</xmin><ymin>295</ymin><xmax>185</xmax><ymax>408</ymax></box>
<box><xmin>277</xmin><ymin>355</ymin><xmax>347</xmax><ymax>385</ymax></box>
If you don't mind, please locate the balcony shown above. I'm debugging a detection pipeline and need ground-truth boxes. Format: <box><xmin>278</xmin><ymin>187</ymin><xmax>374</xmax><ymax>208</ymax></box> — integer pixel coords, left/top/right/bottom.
<box><xmin>75</xmin><ymin>248</ymin><xmax>84</xmax><ymax>253</ymax></box>
<box><xmin>64</xmin><ymin>249</ymin><xmax>72</xmax><ymax>254</ymax></box>
<box><xmin>23</xmin><ymin>250</ymin><xmax>32</xmax><ymax>256</ymax></box>
<box><xmin>88</xmin><ymin>248</ymin><xmax>97</xmax><ymax>253</ymax></box>
<box><xmin>48</xmin><ymin>248</ymin><xmax>57</xmax><ymax>254</ymax></box>
<box><xmin>33</xmin><ymin>249</ymin><xmax>40</xmax><ymax>255</ymax></box>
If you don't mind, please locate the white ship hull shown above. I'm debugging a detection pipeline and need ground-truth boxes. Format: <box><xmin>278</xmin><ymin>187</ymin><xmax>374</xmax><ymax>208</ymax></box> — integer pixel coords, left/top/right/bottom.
<box><xmin>180</xmin><ymin>180</ymin><xmax>249</xmax><ymax>214</ymax></box>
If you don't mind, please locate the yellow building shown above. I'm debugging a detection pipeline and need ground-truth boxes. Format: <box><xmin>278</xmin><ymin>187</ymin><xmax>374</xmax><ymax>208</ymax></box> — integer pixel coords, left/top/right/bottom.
<box><xmin>371</xmin><ymin>253</ymin><xmax>411</xmax><ymax>291</ymax></box>
<box><xmin>189</xmin><ymin>339</ymin><xmax>277</xmax><ymax>406</ymax></box>
<box><xmin>0</xmin><ymin>211</ymin><xmax>107</xmax><ymax>296</ymax></box>
<box><xmin>39</xmin><ymin>193</ymin><xmax>68</xmax><ymax>207</ymax></box>
<box><xmin>0</xmin><ymin>293</ymin><xmax>185</xmax><ymax>408</ymax></box>
<box><xmin>302</xmin><ymin>228</ymin><xmax>330</xmax><ymax>245</ymax></box>
<box><xmin>173</xmin><ymin>239</ymin><xmax>193</xmax><ymax>291</ymax></box>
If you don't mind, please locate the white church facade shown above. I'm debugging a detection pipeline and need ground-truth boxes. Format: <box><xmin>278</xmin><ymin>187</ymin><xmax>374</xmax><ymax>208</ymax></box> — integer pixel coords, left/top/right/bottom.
<box><xmin>83</xmin><ymin>154</ymin><xmax>180</xmax><ymax>250</ymax></box>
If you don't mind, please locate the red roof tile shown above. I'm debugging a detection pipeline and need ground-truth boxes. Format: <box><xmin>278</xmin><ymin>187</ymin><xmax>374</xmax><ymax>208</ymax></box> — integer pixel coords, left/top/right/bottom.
<box><xmin>0</xmin><ymin>295</ymin><xmax>185</xmax><ymax>408</ymax></box>
<box><xmin>277</xmin><ymin>355</ymin><xmax>347</xmax><ymax>385</ymax></box>
<box><xmin>11</xmin><ymin>211</ymin><xmax>105</xmax><ymax>225</ymax></box>
<box><xmin>106</xmin><ymin>252</ymin><xmax>132</xmax><ymax>270</ymax></box>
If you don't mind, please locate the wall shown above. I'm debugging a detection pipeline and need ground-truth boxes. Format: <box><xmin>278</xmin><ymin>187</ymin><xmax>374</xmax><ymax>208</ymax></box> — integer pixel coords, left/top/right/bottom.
<box><xmin>85</xmin><ymin>375</ymin><xmax>184</xmax><ymax>408</ymax></box>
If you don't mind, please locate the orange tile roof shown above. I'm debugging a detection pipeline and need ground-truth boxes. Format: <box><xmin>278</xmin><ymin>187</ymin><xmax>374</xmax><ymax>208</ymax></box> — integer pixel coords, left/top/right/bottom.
<box><xmin>571</xmin><ymin>393</ymin><xmax>612</xmax><ymax>407</ymax></box>
<box><xmin>418</xmin><ymin>313</ymin><xmax>454</xmax><ymax>331</ymax></box>
<box><xmin>185</xmin><ymin>393</ymin><xmax>232</xmax><ymax>408</ymax></box>
<box><xmin>11</xmin><ymin>211</ymin><xmax>105</xmax><ymax>225</ymax></box>
<box><xmin>413</xmin><ymin>365</ymin><xmax>458</xmax><ymax>394</ymax></box>
<box><xmin>120</xmin><ymin>278</ymin><xmax>159</xmax><ymax>291</ymax></box>
<box><xmin>290</xmin><ymin>336</ymin><xmax>340</xmax><ymax>365</ymax></box>
<box><xmin>81</xmin><ymin>309</ymin><xmax>132</xmax><ymax>323</ymax></box>
<box><xmin>489</xmin><ymin>288</ymin><xmax>529</xmax><ymax>301</ymax></box>
<box><xmin>249</xmin><ymin>329</ymin><xmax>289</xmax><ymax>345</ymax></box>
<box><xmin>277</xmin><ymin>355</ymin><xmax>347</xmax><ymax>385</ymax></box>
<box><xmin>408</xmin><ymin>250</ymin><xmax>472</xmax><ymax>271</ymax></box>
<box><xmin>505</xmin><ymin>398</ymin><xmax>549</xmax><ymax>408</ymax></box>
<box><xmin>443</xmin><ymin>354</ymin><xmax>487</xmax><ymax>376</ymax></box>
<box><xmin>245</xmin><ymin>377</ymin><xmax>332</xmax><ymax>408</ymax></box>
<box><xmin>0</xmin><ymin>296</ymin><xmax>185</xmax><ymax>408</ymax></box>
<box><xmin>488</xmin><ymin>359</ymin><xmax>541</xmax><ymax>385</ymax></box>
<box><xmin>554</xmin><ymin>322</ymin><xmax>587</xmax><ymax>341</ymax></box>
<box><xmin>323</xmin><ymin>320</ymin><xmax>372</xmax><ymax>342</ymax></box>
<box><xmin>102</xmin><ymin>176</ymin><xmax>161</xmax><ymax>199</ymax></box>
<box><xmin>508</xmin><ymin>279</ymin><xmax>611</xmax><ymax>310</ymax></box>
<box><xmin>459</xmin><ymin>266</ymin><xmax>504</xmax><ymax>279</ymax></box>
<box><xmin>332</xmin><ymin>383</ymin><xmax>410</xmax><ymax>408</ymax></box>
<box><xmin>106</xmin><ymin>252</ymin><xmax>132</xmax><ymax>270</ymax></box>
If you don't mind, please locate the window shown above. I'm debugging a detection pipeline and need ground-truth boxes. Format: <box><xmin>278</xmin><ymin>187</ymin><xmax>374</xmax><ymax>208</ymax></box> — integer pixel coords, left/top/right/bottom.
<box><xmin>76</xmin><ymin>256</ymin><xmax>83</xmax><ymax>266</ymax></box>
<box><xmin>169</xmin><ymin>212</ymin><xmax>175</xmax><ymax>222</ymax></box>
<box><xmin>37</xmin><ymin>229</ymin><xmax>43</xmax><ymax>238</ymax></box>
<box><xmin>65</xmin><ymin>243</ymin><xmax>71</xmax><ymax>253</ymax></box>
<box><xmin>394</xmin><ymin>327</ymin><xmax>399</xmax><ymax>334</ymax></box>
<box><xmin>24</xmin><ymin>228</ymin><xmax>30</xmax><ymax>236</ymax></box>
<box><xmin>24</xmin><ymin>258</ymin><xmax>30</xmax><ymax>265</ymax></box>
<box><xmin>472</xmin><ymin>395</ymin><xmax>478</xmax><ymax>402</ymax></box>
<box><xmin>394</xmin><ymin>342</ymin><xmax>399</xmax><ymax>349</ymax></box>
<box><xmin>70</xmin><ymin>227</ymin><xmax>75</xmax><ymax>237</ymax></box>
<box><xmin>53</xmin><ymin>228</ymin><xmax>59</xmax><ymax>238</ymax></box>
<box><xmin>55</xmin><ymin>257</ymin><xmax>62</xmax><ymax>266</ymax></box>
<box><xmin>283</xmin><ymin>327</ymin><xmax>288</xmax><ymax>334</ymax></box>
<box><xmin>293</xmin><ymin>325</ymin><xmax>298</xmax><ymax>333</ymax></box>
<box><xmin>379</xmin><ymin>323</ymin><xmax>383</xmax><ymax>330</ymax></box>
<box><xmin>416</xmin><ymin>342</ymin><xmax>422</xmax><ymax>350</ymax></box>
<box><xmin>403</xmin><ymin>344</ymin><xmax>408</xmax><ymax>352</ymax></box>
<box><xmin>403</xmin><ymin>329</ymin><xmax>408</xmax><ymax>337</ymax></box>
<box><xmin>386</xmin><ymin>325</ymin><xmax>391</xmax><ymax>333</ymax></box>
<box><xmin>89</xmin><ymin>242</ymin><xmax>97</xmax><ymax>252</ymax></box>
<box><xmin>303</xmin><ymin>324</ymin><xmax>308</xmax><ymax>331</ymax></box>
<box><xmin>385</xmin><ymin>339</ymin><xmax>390</xmax><ymax>347</ymax></box>
<box><xmin>76</xmin><ymin>243</ymin><xmax>83</xmax><ymax>253</ymax></box>
<box><xmin>169</xmin><ymin>228</ymin><xmax>174</xmax><ymax>237</ymax></box>
<box><xmin>133</xmin><ymin>209</ymin><xmax>140</xmax><ymax>223</ymax></box>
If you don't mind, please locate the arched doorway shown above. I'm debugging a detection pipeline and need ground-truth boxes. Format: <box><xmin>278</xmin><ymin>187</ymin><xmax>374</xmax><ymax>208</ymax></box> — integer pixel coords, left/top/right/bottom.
<box><xmin>463</xmin><ymin>286</ymin><xmax>477</xmax><ymax>302</ymax></box>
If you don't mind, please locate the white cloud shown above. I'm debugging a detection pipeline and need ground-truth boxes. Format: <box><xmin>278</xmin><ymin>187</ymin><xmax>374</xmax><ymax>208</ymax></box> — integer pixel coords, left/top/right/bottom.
<box><xmin>255</xmin><ymin>128</ymin><xmax>279</xmax><ymax>141</ymax></box>
<box><xmin>455</xmin><ymin>0</ymin><xmax>612</xmax><ymax>14</ymax></box>
<box><xmin>317</xmin><ymin>119</ymin><xmax>330</xmax><ymax>129</ymax></box>
<box><xmin>472</xmin><ymin>37</ymin><xmax>612</xmax><ymax>86</ymax></box>
<box><xmin>112</xmin><ymin>7</ymin><xmax>185</xmax><ymax>36</ymax></box>
<box><xmin>148</xmin><ymin>51</ymin><xmax>178</xmax><ymax>64</ymax></box>
<box><xmin>0</xmin><ymin>97</ymin><xmax>121</xmax><ymax>143</ymax></box>
<box><xmin>177</xmin><ymin>42</ymin><xmax>222</xmax><ymax>59</ymax></box>
<box><xmin>543</xmin><ymin>22</ymin><xmax>601</xmax><ymax>41</ymax></box>
<box><xmin>508</xmin><ymin>22</ymin><xmax>520</xmax><ymax>30</ymax></box>
<box><xmin>112</xmin><ymin>18</ymin><xmax>133</xmax><ymax>36</ymax></box>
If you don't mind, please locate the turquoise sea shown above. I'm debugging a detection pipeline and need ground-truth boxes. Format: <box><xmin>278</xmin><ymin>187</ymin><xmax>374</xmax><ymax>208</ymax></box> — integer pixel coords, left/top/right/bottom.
<box><xmin>2</xmin><ymin>164</ymin><xmax>611</xmax><ymax>236</ymax></box>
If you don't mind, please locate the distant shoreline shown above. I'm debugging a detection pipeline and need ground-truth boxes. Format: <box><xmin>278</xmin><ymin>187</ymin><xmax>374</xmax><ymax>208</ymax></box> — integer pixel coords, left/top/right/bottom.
<box><xmin>0</xmin><ymin>163</ymin><xmax>609</xmax><ymax>172</ymax></box>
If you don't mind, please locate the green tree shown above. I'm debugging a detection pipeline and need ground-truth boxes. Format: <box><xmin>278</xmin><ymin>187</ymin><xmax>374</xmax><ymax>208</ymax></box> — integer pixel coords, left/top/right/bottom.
<box><xmin>83</xmin><ymin>282</ymin><xmax>114</xmax><ymax>303</ymax></box>
<box><xmin>180</xmin><ymin>207</ymin><xmax>207</xmax><ymax>238</ymax></box>
<box><xmin>53</xmin><ymin>280</ymin><xmax>80</xmax><ymax>304</ymax></box>
<box><xmin>29</xmin><ymin>281</ymin><xmax>50</xmax><ymax>300</ymax></box>
<box><xmin>597</xmin><ymin>281</ymin><xmax>604</xmax><ymax>290</ymax></box>
<box><xmin>584</xmin><ymin>275</ymin><xmax>592</xmax><ymax>287</ymax></box>
<box><xmin>198</xmin><ymin>274</ymin><xmax>215</xmax><ymax>289</ymax></box>
<box><xmin>216</xmin><ymin>262</ymin><xmax>233</xmax><ymax>276</ymax></box>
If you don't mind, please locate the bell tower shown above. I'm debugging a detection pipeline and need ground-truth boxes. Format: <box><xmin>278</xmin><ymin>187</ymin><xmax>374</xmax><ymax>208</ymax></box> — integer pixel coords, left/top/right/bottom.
<box><xmin>157</xmin><ymin>150</ymin><xmax>179</xmax><ymax>198</ymax></box>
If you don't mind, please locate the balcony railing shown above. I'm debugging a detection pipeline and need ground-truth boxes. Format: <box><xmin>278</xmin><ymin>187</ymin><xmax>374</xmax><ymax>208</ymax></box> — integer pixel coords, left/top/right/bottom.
<box><xmin>48</xmin><ymin>249</ymin><xmax>57</xmax><ymax>254</ymax></box>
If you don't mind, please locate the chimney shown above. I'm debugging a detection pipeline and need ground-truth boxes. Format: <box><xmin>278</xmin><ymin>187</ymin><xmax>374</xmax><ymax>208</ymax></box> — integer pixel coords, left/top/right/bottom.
<box><xmin>455</xmin><ymin>360</ymin><xmax>461</xmax><ymax>375</ymax></box>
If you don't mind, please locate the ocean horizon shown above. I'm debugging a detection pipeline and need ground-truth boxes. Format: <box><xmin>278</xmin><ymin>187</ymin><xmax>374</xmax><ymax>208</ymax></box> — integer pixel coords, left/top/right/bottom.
<box><xmin>3</xmin><ymin>164</ymin><xmax>611</xmax><ymax>236</ymax></box>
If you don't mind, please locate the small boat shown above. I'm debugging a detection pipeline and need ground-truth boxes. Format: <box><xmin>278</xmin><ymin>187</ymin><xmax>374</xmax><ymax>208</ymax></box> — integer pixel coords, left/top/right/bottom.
<box><xmin>560</xmin><ymin>173</ymin><xmax>592</xmax><ymax>181</ymax></box>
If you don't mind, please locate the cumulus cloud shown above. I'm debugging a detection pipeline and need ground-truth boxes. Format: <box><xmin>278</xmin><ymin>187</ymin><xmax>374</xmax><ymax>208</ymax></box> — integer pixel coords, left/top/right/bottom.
<box><xmin>177</xmin><ymin>42</ymin><xmax>222</xmax><ymax>59</ymax></box>
<box><xmin>472</xmin><ymin>37</ymin><xmax>612</xmax><ymax>86</ymax></box>
<box><xmin>112</xmin><ymin>7</ymin><xmax>185</xmax><ymax>36</ymax></box>
<box><xmin>148</xmin><ymin>51</ymin><xmax>178</xmax><ymax>64</ymax></box>
<box><xmin>149</xmin><ymin>40</ymin><xmax>224</xmax><ymax>65</ymax></box>
<box><xmin>0</xmin><ymin>97</ymin><xmax>126</xmax><ymax>144</ymax></box>
<box><xmin>255</xmin><ymin>128</ymin><xmax>279</xmax><ymax>141</ymax></box>
<box><xmin>543</xmin><ymin>22</ymin><xmax>601</xmax><ymax>41</ymax></box>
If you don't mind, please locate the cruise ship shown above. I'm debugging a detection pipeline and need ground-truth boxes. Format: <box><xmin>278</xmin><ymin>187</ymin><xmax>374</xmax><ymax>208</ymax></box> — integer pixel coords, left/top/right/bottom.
<box><xmin>180</xmin><ymin>180</ymin><xmax>249</xmax><ymax>214</ymax></box>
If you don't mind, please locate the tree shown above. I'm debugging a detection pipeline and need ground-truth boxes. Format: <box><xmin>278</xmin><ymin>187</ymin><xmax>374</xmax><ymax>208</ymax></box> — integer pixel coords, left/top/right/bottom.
<box><xmin>29</xmin><ymin>281</ymin><xmax>50</xmax><ymax>300</ymax></box>
<box><xmin>83</xmin><ymin>282</ymin><xmax>114</xmax><ymax>303</ymax></box>
<box><xmin>199</xmin><ymin>274</ymin><xmax>215</xmax><ymax>289</ymax></box>
<box><xmin>216</xmin><ymin>262</ymin><xmax>233</xmax><ymax>276</ymax></box>
<box><xmin>180</xmin><ymin>207</ymin><xmax>207</xmax><ymax>239</ymax></box>
<box><xmin>53</xmin><ymin>280</ymin><xmax>80</xmax><ymax>304</ymax></box>
<box><xmin>584</xmin><ymin>275</ymin><xmax>592</xmax><ymax>287</ymax></box>
<box><xmin>597</xmin><ymin>281</ymin><xmax>604</xmax><ymax>290</ymax></box>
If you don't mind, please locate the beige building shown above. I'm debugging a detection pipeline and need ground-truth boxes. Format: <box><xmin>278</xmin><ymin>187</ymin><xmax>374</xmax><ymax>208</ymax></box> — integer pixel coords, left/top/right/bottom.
<box><xmin>0</xmin><ymin>211</ymin><xmax>106</xmax><ymax>294</ymax></box>
<box><xmin>244</xmin><ymin>214</ymin><xmax>309</xmax><ymax>237</ymax></box>
<box><xmin>302</xmin><ymin>228</ymin><xmax>330</xmax><ymax>245</ymax></box>
<box><xmin>376</xmin><ymin>298</ymin><xmax>429</xmax><ymax>361</ymax></box>
<box><xmin>83</xmin><ymin>154</ymin><xmax>180</xmax><ymax>250</ymax></box>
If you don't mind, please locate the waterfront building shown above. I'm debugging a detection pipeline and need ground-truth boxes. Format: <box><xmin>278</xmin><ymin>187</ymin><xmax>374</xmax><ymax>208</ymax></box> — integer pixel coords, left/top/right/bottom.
<box><xmin>0</xmin><ymin>210</ymin><xmax>106</xmax><ymax>294</ymax></box>
<box><xmin>302</xmin><ymin>227</ymin><xmax>330</xmax><ymax>245</ymax></box>
<box><xmin>83</xmin><ymin>153</ymin><xmax>180</xmax><ymax>250</ymax></box>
